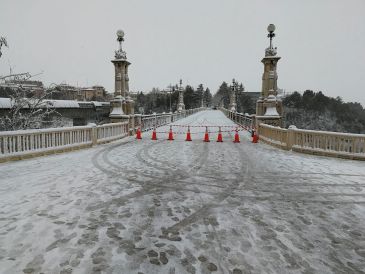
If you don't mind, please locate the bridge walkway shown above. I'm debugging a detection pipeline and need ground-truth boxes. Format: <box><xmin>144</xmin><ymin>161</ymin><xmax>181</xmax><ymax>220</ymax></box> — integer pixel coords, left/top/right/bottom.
<box><xmin>0</xmin><ymin>110</ymin><xmax>364</xmax><ymax>273</ymax></box>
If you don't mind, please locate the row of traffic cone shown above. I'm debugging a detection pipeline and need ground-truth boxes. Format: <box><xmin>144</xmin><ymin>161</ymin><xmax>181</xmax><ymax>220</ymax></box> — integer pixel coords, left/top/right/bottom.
<box><xmin>136</xmin><ymin>126</ymin><xmax>259</xmax><ymax>143</ymax></box>
<box><xmin>138</xmin><ymin>126</ymin><xmax>240</xmax><ymax>143</ymax></box>
<box><xmin>199</xmin><ymin>127</ymin><xmax>241</xmax><ymax>143</ymax></box>
<box><xmin>137</xmin><ymin>127</ymin><xmax>258</xmax><ymax>143</ymax></box>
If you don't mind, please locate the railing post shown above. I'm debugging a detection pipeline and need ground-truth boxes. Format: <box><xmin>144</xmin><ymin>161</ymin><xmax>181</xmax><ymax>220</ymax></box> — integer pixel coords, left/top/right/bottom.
<box><xmin>91</xmin><ymin>125</ymin><xmax>98</xmax><ymax>146</ymax></box>
<box><xmin>135</xmin><ymin>114</ymin><xmax>142</xmax><ymax>131</ymax></box>
<box><xmin>287</xmin><ymin>126</ymin><xmax>296</xmax><ymax>150</ymax></box>
<box><xmin>127</xmin><ymin>115</ymin><xmax>135</xmax><ymax>136</ymax></box>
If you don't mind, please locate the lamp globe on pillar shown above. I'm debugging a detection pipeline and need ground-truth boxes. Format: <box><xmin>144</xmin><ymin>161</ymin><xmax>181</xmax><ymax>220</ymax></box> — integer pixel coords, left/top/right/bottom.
<box><xmin>267</xmin><ymin>24</ymin><xmax>276</xmax><ymax>49</ymax></box>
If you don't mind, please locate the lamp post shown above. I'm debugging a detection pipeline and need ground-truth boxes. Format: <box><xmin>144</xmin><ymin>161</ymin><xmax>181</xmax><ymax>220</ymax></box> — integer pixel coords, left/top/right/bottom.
<box><xmin>267</xmin><ymin>24</ymin><xmax>276</xmax><ymax>49</ymax></box>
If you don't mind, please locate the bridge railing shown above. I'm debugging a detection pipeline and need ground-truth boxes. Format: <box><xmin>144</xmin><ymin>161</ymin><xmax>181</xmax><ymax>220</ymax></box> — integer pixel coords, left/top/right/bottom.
<box><xmin>231</xmin><ymin>112</ymin><xmax>253</xmax><ymax>129</ymax></box>
<box><xmin>258</xmin><ymin>123</ymin><xmax>365</xmax><ymax>160</ymax></box>
<box><xmin>258</xmin><ymin>124</ymin><xmax>288</xmax><ymax>149</ymax></box>
<box><xmin>96</xmin><ymin>122</ymin><xmax>129</xmax><ymax>144</ymax></box>
<box><xmin>0</xmin><ymin>126</ymin><xmax>92</xmax><ymax>161</ymax></box>
<box><xmin>141</xmin><ymin>107</ymin><xmax>205</xmax><ymax>131</ymax></box>
<box><xmin>141</xmin><ymin>113</ymin><xmax>173</xmax><ymax>131</ymax></box>
<box><xmin>0</xmin><ymin>122</ymin><xmax>128</xmax><ymax>162</ymax></box>
<box><xmin>220</xmin><ymin>107</ymin><xmax>365</xmax><ymax>160</ymax></box>
<box><xmin>0</xmin><ymin>108</ymin><xmax>206</xmax><ymax>162</ymax></box>
<box><xmin>219</xmin><ymin>108</ymin><xmax>253</xmax><ymax>129</ymax></box>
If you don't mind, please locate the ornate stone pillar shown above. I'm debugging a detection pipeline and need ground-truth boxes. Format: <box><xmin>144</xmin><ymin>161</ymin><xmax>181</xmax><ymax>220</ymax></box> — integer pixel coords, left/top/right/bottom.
<box><xmin>110</xmin><ymin>30</ymin><xmax>133</xmax><ymax>130</ymax></box>
<box><xmin>255</xmin><ymin>24</ymin><xmax>284</xmax><ymax>127</ymax></box>
<box><xmin>229</xmin><ymin>79</ymin><xmax>237</xmax><ymax>112</ymax></box>
<box><xmin>177</xmin><ymin>79</ymin><xmax>185</xmax><ymax>112</ymax></box>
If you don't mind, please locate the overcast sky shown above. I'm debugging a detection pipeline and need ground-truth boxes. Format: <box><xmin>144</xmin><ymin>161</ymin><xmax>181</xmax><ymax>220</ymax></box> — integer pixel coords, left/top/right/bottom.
<box><xmin>1</xmin><ymin>0</ymin><xmax>365</xmax><ymax>105</ymax></box>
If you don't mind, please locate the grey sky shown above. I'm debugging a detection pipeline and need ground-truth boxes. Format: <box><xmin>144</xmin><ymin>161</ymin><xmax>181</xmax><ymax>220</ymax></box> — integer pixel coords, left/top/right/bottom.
<box><xmin>1</xmin><ymin>0</ymin><xmax>365</xmax><ymax>105</ymax></box>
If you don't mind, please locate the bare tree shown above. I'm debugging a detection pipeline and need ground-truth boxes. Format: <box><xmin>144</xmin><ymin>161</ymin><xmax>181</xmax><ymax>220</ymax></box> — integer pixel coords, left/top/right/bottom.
<box><xmin>0</xmin><ymin>84</ymin><xmax>62</xmax><ymax>131</ymax></box>
<box><xmin>0</xmin><ymin>36</ymin><xmax>8</xmax><ymax>58</ymax></box>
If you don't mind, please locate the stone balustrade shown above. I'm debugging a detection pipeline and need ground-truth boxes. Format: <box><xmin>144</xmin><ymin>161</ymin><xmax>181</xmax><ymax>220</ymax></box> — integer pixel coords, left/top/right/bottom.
<box><xmin>258</xmin><ymin>124</ymin><xmax>288</xmax><ymax>149</ymax></box>
<box><xmin>96</xmin><ymin>122</ymin><xmax>129</xmax><ymax>144</ymax></box>
<box><xmin>258</xmin><ymin>123</ymin><xmax>365</xmax><ymax>161</ymax></box>
<box><xmin>0</xmin><ymin>122</ymin><xmax>129</xmax><ymax>162</ymax></box>
<box><xmin>141</xmin><ymin>113</ymin><xmax>174</xmax><ymax>131</ymax></box>
<box><xmin>221</xmin><ymin>107</ymin><xmax>365</xmax><ymax>161</ymax></box>
<box><xmin>0</xmin><ymin>108</ymin><xmax>205</xmax><ymax>162</ymax></box>
<box><xmin>220</xmin><ymin>108</ymin><xmax>253</xmax><ymax>129</ymax></box>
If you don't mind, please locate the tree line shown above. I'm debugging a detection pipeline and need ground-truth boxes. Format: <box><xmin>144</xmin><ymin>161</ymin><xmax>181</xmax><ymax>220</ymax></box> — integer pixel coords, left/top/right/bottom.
<box><xmin>283</xmin><ymin>90</ymin><xmax>365</xmax><ymax>133</ymax></box>
<box><xmin>135</xmin><ymin>81</ymin><xmax>257</xmax><ymax>115</ymax></box>
<box><xmin>212</xmin><ymin>81</ymin><xmax>255</xmax><ymax>114</ymax></box>
<box><xmin>134</xmin><ymin>84</ymin><xmax>212</xmax><ymax>114</ymax></box>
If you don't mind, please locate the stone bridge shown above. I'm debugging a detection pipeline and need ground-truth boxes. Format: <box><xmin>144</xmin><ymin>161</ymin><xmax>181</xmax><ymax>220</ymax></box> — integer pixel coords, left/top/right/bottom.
<box><xmin>0</xmin><ymin>110</ymin><xmax>364</xmax><ymax>274</ymax></box>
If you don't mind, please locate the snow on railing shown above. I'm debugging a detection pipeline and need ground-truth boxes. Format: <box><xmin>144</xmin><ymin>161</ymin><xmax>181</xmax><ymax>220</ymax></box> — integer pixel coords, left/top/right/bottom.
<box><xmin>0</xmin><ymin>122</ymin><xmax>129</xmax><ymax>161</ymax></box>
<box><xmin>220</xmin><ymin>108</ymin><xmax>253</xmax><ymax>129</ymax></box>
<box><xmin>96</xmin><ymin>122</ymin><xmax>129</xmax><ymax>143</ymax></box>
<box><xmin>258</xmin><ymin>124</ymin><xmax>288</xmax><ymax>149</ymax></box>
<box><xmin>0</xmin><ymin>108</ymin><xmax>205</xmax><ymax>162</ymax></box>
<box><xmin>141</xmin><ymin>113</ymin><xmax>172</xmax><ymax>131</ymax></box>
<box><xmin>0</xmin><ymin>126</ymin><xmax>92</xmax><ymax>158</ymax></box>
<box><xmin>258</xmin><ymin>123</ymin><xmax>365</xmax><ymax>160</ymax></box>
<box><xmin>141</xmin><ymin>108</ymin><xmax>204</xmax><ymax>131</ymax></box>
<box><xmin>221</xmin><ymin>107</ymin><xmax>365</xmax><ymax>160</ymax></box>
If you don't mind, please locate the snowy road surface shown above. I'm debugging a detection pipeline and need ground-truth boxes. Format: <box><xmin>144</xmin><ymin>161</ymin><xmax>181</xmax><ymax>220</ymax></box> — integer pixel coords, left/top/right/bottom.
<box><xmin>0</xmin><ymin>110</ymin><xmax>365</xmax><ymax>274</ymax></box>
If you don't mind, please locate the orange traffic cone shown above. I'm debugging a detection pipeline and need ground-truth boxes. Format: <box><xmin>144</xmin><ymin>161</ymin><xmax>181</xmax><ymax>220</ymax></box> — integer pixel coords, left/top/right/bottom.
<box><xmin>168</xmin><ymin>126</ymin><xmax>174</xmax><ymax>141</ymax></box>
<box><xmin>151</xmin><ymin>128</ymin><xmax>157</xmax><ymax>140</ymax></box>
<box><xmin>252</xmin><ymin>129</ymin><xmax>259</xmax><ymax>143</ymax></box>
<box><xmin>136</xmin><ymin>128</ymin><xmax>142</xmax><ymax>139</ymax></box>
<box><xmin>204</xmin><ymin>127</ymin><xmax>210</xmax><ymax>142</ymax></box>
<box><xmin>186</xmin><ymin>126</ymin><xmax>192</xmax><ymax>141</ymax></box>
<box><xmin>217</xmin><ymin>127</ymin><xmax>223</xmax><ymax>142</ymax></box>
<box><xmin>233</xmin><ymin>128</ymin><xmax>240</xmax><ymax>143</ymax></box>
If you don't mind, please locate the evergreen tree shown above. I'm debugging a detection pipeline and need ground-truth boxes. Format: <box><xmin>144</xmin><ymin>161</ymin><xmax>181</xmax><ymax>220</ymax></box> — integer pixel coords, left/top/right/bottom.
<box><xmin>196</xmin><ymin>84</ymin><xmax>204</xmax><ymax>106</ymax></box>
<box><xmin>183</xmin><ymin>85</ymin><xmax>195</xmax><ymax>109</ymax></box>
<box><xmin>203</xmin><ymin>88</ymin><xmax>212</xmax><ymax>107</ymax></box>
<box><xmin>212</xmin><ymin>81</ymin><xmax>230</xmax><ymax>108</ymax></box>
<box><xmin>237</xmin><ymin>93</ymin><xmax>255</xmax><ymax>114</ymax></box>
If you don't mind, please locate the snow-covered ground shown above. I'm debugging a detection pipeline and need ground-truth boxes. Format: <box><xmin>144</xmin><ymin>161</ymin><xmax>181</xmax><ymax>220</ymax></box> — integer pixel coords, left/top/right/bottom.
<box><xmin>0</xmin><ymin>110</ymin><xmax>364</xmax><ymax>274</ymax></box>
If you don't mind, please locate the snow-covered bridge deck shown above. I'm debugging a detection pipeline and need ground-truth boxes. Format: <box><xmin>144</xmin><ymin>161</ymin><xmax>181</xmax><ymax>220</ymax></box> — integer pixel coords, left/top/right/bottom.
<box><xmin>0</xmin><ymin>110</ymin><xmax>364</xmax><ymax>274</ymax></box>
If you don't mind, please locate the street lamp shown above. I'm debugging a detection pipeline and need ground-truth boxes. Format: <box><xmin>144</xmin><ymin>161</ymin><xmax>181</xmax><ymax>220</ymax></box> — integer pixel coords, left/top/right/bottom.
<box><xmin>116</xmin><ymin>30</ymin><xmax>124</xmax><ymax>49</ymax></box>
<box><xmin>267</xmin><ymin>24</ymin><xmax>276</xmax><ymax>49</ymax></box>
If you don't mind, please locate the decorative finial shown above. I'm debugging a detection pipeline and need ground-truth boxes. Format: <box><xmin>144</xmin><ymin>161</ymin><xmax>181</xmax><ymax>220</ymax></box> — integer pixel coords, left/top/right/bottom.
<box><xmin>115</xmin><ymin>29</ymin><xmax>127</xmax><ymax>60</ymax></box>
<box><xmin>265</xmin><ymin>24</ymin><xmax>277</xmax><ymax>56</ymax></box>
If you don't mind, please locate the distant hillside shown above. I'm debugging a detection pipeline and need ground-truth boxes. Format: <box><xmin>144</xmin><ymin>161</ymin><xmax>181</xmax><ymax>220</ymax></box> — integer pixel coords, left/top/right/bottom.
<box><xmin>283</xmin><ymin>90</ymin><xmax>365</xmax><ymax>134</ymax></box>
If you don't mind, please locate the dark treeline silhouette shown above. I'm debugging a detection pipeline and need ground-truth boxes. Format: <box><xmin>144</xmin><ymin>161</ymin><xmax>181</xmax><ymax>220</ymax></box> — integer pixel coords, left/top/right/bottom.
<box><xmin>134</xmin><ymin>84</ymin><xmax>212</xmax><ymax>114</ymax></box>
<box><xmin>212</xmin><ymin>81</ymin><xmax>255</xmax><ymax>114</ymax></box>
<box><xmin>283</xmin><ymin>90</ymin><xmax>365</xmax><ymax>133</ymax></box>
